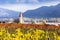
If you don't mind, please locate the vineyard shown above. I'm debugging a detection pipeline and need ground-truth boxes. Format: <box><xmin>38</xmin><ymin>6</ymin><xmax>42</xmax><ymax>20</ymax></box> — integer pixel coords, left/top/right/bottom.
<box><xmin>0</xmin><ymin>23</ymin><xmax>60</xmax><ymax>40</ymax></box>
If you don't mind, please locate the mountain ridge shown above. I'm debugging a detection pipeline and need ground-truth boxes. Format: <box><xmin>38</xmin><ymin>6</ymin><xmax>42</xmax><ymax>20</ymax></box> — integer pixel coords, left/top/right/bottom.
<box><xmin>23</xmin><ymin>4</ymin><xmax>60</xmax><ymax>18</ymax></box>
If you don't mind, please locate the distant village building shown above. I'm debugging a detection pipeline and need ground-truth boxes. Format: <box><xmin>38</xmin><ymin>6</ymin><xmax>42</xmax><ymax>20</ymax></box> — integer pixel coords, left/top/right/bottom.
<box><xmin>6</xmin><ymin>18</ymin><xmax>14</xmax><ymax>23</ymax></box>
<box><xmin>0</xmin><ymin>18</ymin><xmax>14</xmax><ymax>23</ymax></box>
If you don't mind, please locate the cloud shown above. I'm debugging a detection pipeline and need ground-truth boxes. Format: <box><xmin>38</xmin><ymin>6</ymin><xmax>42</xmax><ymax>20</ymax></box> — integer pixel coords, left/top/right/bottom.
<box><xmin>0</xmin><ymin>4</ymin><xmax>42</xmax><ymax>12</ymax></box>
<box><xmin>0</xmin><ymin>0</ymin><xmax>59</xmax><ymax>4</ymax></box>
<box><xmin>38</xmin><ymin>0</ymin><xmax>60</xmax><ymax>2</ymax></box>
<box><xmin>26</xmin><ymin>0</ymin><xmax>40</xmax><ymax>4</ymax></box>
<box><xmin>16</xmin><ymin>0</ymin><xmax>40</xmax><ymax>4</ymax></box>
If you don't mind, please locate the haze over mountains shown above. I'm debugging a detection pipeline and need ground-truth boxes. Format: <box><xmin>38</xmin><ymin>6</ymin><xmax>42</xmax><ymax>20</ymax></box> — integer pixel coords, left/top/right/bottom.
<box><xmin>0</xmin><ymin>8</ymin><xmax>19</xmax><ymax>18</ymax></box>
<box><xmin>0</xmin><ymin>4</ymin><xmax>60</xmax><ymax>18</ymax></box>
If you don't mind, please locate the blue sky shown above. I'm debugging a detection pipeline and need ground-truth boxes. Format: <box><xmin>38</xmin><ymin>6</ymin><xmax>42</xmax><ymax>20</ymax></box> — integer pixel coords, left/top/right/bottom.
<box><xmin>0</xmin><ymin>0</ymin><xmax>60</xmax><ymax>4</ymax></box>
<box><xmin>0</xmin><ymin>0</ymin><xmax>60</xmax><ymax>12</ymax></box>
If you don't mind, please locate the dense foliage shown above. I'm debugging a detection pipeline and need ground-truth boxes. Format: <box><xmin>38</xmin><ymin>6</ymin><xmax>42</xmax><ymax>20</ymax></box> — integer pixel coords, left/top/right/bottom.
<box><xmin>0</xmin><ymin>26</ymin><xmax>60</xmax><ymax>40</ymax></box>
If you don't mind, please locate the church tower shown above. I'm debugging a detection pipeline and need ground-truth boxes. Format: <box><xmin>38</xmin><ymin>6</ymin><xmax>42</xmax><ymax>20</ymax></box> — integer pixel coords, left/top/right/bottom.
<box><xmin>19</xmin><ymin>12</ymin><xmax>23</xmax><ymax>23</ymax></box>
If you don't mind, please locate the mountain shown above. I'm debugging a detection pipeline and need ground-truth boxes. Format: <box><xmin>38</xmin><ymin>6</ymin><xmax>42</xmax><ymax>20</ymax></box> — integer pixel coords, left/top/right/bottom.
<box><xmin>0</xmin><ymin>8</ymin><xmax>19</xmax><ymax>18</ymax></box>
<box><xmin>23</xmin><ymin>4</ymin><xmax>60</xmax><ymax>18</ymax></box>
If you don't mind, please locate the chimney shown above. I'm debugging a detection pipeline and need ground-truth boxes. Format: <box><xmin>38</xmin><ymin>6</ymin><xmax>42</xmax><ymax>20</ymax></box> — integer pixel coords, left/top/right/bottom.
<box><xmin>19</xmin><ymin>12</ymin><xmax>23</xmax><ymax>23</ymax></box>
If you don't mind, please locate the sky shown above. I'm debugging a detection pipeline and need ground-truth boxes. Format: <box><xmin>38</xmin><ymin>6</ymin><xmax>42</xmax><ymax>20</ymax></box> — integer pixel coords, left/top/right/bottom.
<box><xmin>0</xmin><ymin>0</ymin><xmax>60</xmax><ymax>12</ymax></box>
<box><xmin>0</xmin><ymin>0</ymin><xmax>60</xmax><ymax>4</ymax></box>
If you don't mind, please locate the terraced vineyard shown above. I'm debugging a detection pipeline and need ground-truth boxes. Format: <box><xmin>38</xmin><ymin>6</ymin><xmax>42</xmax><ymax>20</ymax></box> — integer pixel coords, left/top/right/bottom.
<box><xmin>0</xmin><ymin>23</ymin><xmax>60</xmax><ymax>40</ymax></box>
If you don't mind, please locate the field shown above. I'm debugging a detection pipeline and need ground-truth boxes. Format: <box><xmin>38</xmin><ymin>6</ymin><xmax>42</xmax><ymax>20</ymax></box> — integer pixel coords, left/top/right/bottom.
<box><xmin>0</xmin><ymin>23</ymin><xmax>60</xmax><ymax>40</ymax></box>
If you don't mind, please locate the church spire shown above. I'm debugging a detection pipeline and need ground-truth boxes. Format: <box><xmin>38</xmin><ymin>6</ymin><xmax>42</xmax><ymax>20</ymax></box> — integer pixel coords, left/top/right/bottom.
<box><xmin>19</xmin><ymin>12</ymin><xmax>23</xmax><ymax>23</ymax></box>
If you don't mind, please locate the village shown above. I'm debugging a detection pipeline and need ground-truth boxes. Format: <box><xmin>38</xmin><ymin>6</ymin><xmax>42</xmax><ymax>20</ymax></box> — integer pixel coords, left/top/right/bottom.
<box><xmin>0</xmin><ymin>12</ymin><xmax>60</xmax><ymax>26</ymax></box>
